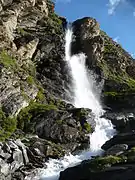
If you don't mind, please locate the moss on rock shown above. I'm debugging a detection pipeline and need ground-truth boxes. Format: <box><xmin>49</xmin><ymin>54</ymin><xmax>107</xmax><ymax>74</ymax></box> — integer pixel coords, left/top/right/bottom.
<box><xmin>87</xmin><ymin>155</ymin><xmax>126</xmax><ymax>171</ymax></box>
<box><xmin>17</xmin><ymin>102</ymin><xmax>57</xmax><ymax>132</ymax></box>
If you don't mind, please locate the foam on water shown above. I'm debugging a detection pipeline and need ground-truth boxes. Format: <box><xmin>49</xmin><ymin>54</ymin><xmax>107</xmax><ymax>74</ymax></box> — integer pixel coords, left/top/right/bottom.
<box><xmin>33</xmin><ymin>28</ymin><xmax>115</xmax><ymax>180</ymax></box>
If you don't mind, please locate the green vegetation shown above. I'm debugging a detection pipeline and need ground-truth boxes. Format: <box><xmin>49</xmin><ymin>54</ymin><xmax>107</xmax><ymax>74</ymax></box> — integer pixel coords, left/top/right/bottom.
<box><xmin>17</xmin><ymin>102</ymin><xmax>57</xmax><ymax>132</ymax></box>
<box><xmin>75</xmin><ymin>108</ymin><xmax>89</xmax><ymax>120</ymax></box>
<box><xmin>56</xmin><ymin>120</ymin><xmax>63</xmax><ymax>125</ymax></box>
<box><xmin>104</xmin><ymin>91</ymin><xmax>119</xmax><ymax>96</ymax></box>
<box><xmin>21</xmin><ymin>62</ymin><xmax>36</xmax><ymax>77</ymax></box>
<box><xmin>17</xmin><ymin>27</ymin><xmax>28</xmax><ymax>36</ymax></box>
<box><xmin>127</xmin><ymin>147</ymin><xmax>135</xmax><ymax>161</ymax></box>
<box><xmin>83</xmin><ymin>122</ymin><xmax>92</xmax><ymax>133</ymax></box>
<box><xmin>89</xmin><ymin>155</ymin><xmax>126</xmax><ymax>171</ymax></box>
<box><xmin>50</xmin><ymin>13</ymin><xmax>62</xmax><ymax>25</ymax></box>
<box><xmin>26</xmin><ymin>75</ymin><xmax>35</xmax><ymax>85</ymax></box>
<box><xmin>21</xmin><ymin>91</ymin><xmax>29</xmax><ymax>101</ymax></box>
<box><xmin>99</xmin><ymin>30</ymin><xmax>135</xmax><ymax>92</ymax></box>
<box><xmin>104</xmin><ymin>43</ymin><xmax>118</xmax><ymax>54</ymax></box>
<box><xmin>36</xmin><ymin>87</ymin><xmax>45</xmax><ymax>101</ymax></box>
<box><xmin>0</xmin><ymin>108</ymin><xmax>17</xmax><ymax>141</ymax></box>
<box><xmin>0</xmin><ymin>51</ymin><xmax>17</xmax><ymax>69</ymax></box>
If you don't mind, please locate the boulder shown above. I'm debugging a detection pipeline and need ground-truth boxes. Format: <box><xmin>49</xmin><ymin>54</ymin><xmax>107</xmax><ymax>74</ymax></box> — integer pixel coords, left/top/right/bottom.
<box><xmin>102</xmin><ymin>132</ymin><xmax>135</xmax><ymax>151</ymax></box>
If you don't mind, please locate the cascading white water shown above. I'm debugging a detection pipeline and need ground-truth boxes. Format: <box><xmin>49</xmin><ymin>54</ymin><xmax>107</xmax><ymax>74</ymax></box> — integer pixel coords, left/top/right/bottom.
<box><xmin>34</xmin><ymin>28</ymin><xmax>115</xmax><ymax>180</ymax></box>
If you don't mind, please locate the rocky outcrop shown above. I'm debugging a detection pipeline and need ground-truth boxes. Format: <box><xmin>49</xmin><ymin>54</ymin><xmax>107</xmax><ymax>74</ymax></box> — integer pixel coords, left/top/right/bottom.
<box><xmin>72</xmin><ymin>17</ymin><xmax>135</xmax><ymax>110</ymax></box>
<box><xmin>17</xmin><ymin>102</ymin><xmax>94</xmax><ymax>153</ymax></box>
<box><xmin>72</xmin><ymin>17</ymin><xmax>104</xmax><ymax>80</ymax></box>
<box><xmin>0</xmin><ymin>0</ymin><xmax>70</xmax><ymax>138</ymax></box>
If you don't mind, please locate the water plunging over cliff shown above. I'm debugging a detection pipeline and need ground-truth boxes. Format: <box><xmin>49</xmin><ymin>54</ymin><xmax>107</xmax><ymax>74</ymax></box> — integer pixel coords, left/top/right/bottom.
<box><xmin>38</xmin><ymin>28</ymin><xmax>115</xmax><ymax>180</ymax></box>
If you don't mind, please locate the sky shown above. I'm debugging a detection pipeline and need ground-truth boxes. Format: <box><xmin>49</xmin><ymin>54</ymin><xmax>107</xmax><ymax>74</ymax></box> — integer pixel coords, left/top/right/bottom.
<box><xmin>54</xmin><ymin>0</ymin><xmax>135</xmax><ymax>57</ymax></box>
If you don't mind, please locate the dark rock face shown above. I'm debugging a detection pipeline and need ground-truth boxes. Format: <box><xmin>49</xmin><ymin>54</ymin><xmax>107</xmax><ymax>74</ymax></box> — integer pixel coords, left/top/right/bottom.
<box><xmin>103</xmin><ymin>92</ymin><xmax>135</xmax><ymax>111</ymax></box>
<box><xmin>102</xmin><ymin>132</ymin><xmax>135</xmax><ymax>151</ymax></box>
<box><xmin>102</xmin><ymin>112</ymin><xmax>135</xmax><ymax>132</ymax></box>
<box><xmin>17</xmin><ymin>102</ymin><xmax>94</xmax><ymax>153</ymax></box>
<box><xmin>59</xmin><ymin>163</ymin><xmax>135</xmax><ymax>180</ymax></box>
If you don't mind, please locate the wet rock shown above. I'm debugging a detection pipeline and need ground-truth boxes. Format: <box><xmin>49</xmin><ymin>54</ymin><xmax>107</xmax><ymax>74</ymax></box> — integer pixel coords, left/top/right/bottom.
<box><xmin>105</xmin><ymin>144</ymin><xmax>128</xmax><ymax>156</ymax></box>
<box><xmin>0</xmin><ymin>136</ymin><xmax>66</xmax><ymax>179</ymax></box>
<box><xmin>17</xmin><ymin>102</ymin><xmax>94</xmax><ymax>153</ymax></box>
<box><xmin>102</xmin><ymin>132</ymin><xmax>135</xmax><ymax>151</ymax></box>
<box><xmin>102</xmin><ymin>112</ymin><xmax>135</xmax><ymax>132</ymax></box>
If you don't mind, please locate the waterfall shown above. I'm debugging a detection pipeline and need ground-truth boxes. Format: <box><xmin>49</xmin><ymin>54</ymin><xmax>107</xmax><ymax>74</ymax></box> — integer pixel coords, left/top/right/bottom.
<box><xmin>35</xmin><ymin>28</ymin><xmax>115</xmax><ymax>180</ymax></box>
